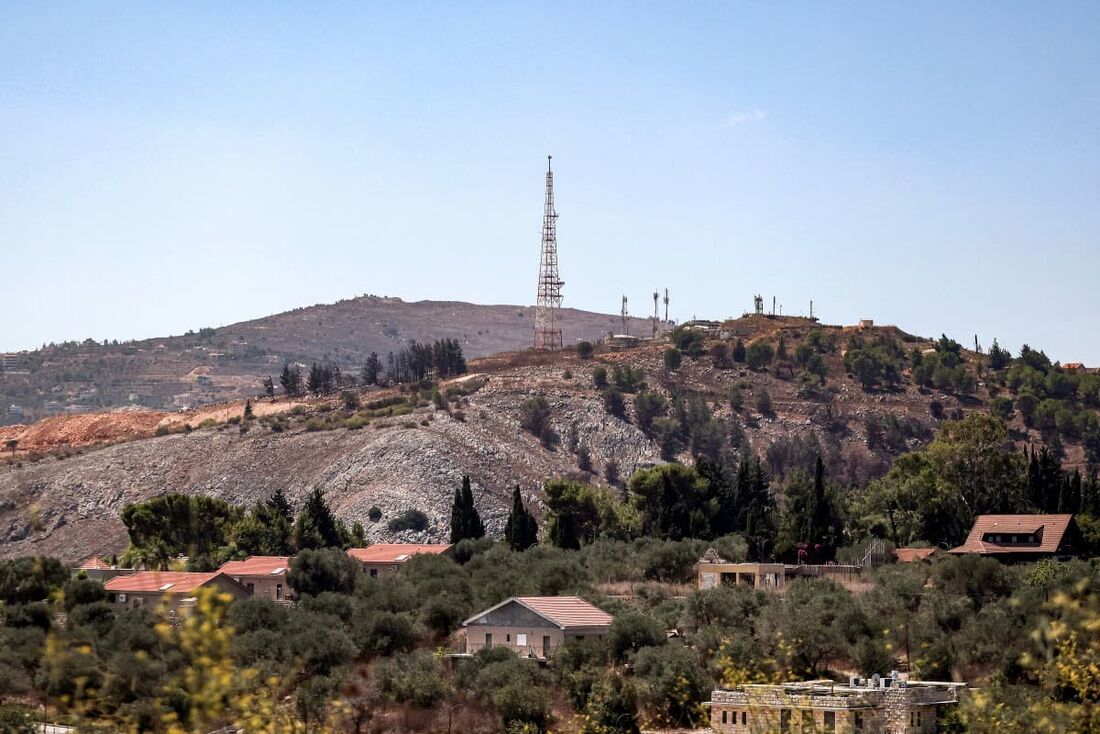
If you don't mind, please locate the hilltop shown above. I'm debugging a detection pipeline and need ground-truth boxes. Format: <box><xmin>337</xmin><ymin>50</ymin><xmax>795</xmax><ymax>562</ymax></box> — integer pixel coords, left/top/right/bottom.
<box><xmin>0</xmin><ymin>295</ymin><xmax>653</xmax><ymax>423</ymax></box>
<box><xmin>3</xmin><ymin>314</ymin><xmax>1095</xmax><ymax>563</ymax></box>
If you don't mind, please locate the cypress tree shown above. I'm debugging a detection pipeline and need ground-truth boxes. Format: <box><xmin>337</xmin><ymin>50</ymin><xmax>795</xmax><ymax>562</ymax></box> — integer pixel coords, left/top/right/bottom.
<box><xmin>450</xmin><ymin>475</ymin><xmax>485</xmax><ymax>543</ymax></box>
<box><xmin>504</xmin><ymin>486</ymin><xmax>539</xmax><ymax>551</ymax></box>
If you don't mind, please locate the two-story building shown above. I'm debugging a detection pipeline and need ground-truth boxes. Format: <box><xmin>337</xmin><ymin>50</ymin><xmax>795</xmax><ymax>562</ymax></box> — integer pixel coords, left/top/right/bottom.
<box><xmin>104</xmin><ymin>571</ymin><xmax>249</xmax><ymax>617</ymax></box>
<box><xmin>219</xmin><ymin>556</ymin><xmax>293</xmax><ymax>602</ymax></box>
<box><xmin>347</xmin><ymin>543</ymin><xmax>454</xmax><ymax>577</ymax></box>
<box><xmin>948</xmin><ymin>514</ymin><xmax>1080</xmax><ymax>562</ymax></box>
<box><xmin>709</xmin><ymin>673</ymin><xmax>966</xmax><ymax>734</ymax></box>
<box><xmin>461</xmin><ymin>596</ymin><xmax>614</xmax><ymax>659</ymax></box>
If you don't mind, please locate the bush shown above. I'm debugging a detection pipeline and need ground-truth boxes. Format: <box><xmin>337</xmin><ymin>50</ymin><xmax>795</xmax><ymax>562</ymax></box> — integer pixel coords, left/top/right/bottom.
<box><xmin>663</xmin><ymin>348</ymin><xmax>682</xmax><ymax>371</ymax></box>
<box><xmin>608</xmin><ymin>611</ymin><xmax>666</xmax><ymax>661</ymax></box>
<box><xmin>367</xmin><ymin>506</ymin><xmax>383</xmax><ymax>522</ymax></box>
<box><xmin>577</xmin><ymin>341</ymin><xmax>595</xmax><ymax>359</ymax></box>
<box><xmin>755</xmin><ymin>390</ymin><xmax>774</xmax><ymax>416</ymax></box>
<box><xmin>520</xmin><ymin>397</ymin><xmax>553</xmax><ymax>440</ymax></box>
<box><xmin>603</xmin><ymin>388</ymin><xmax>626</xmax><ymax>419</ymax></box>
<box><xmin>746</xmin><ymin>341</ymin><xmax>775</xmax><ymax>370</ymax></box>
<box><xmin>612</xmin><ymin>365</ymin><xmax>646</xmax><ymax>393</ymax></box>
<box><xmin>288</xmin><ymin>548</ymin><xmax>361</xmax><ymax>596</ymax></box>
<box><xmin>374</xmin><ymin>650</ymin><xmax>449</xmax><ymax>707</ymax></box>
<box><xmin>388</xmin><ymin>509</ymin><xmax>430</xmax><ymax>533</ymax></box>
<box><xmin>593</xmin><ymin>367</ymin><xmax>609</xmax><ymax>390</ymax></box>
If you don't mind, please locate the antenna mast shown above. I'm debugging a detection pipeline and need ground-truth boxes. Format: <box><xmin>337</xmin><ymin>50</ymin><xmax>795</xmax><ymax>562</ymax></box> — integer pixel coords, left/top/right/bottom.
<box><xmin>663</xmin><ymin>288</ymin><xmax>670</xmax><ymax>323</ymax></box>
<box><xmin>621</xmin><ymin>295</ymin><xmax>629</xmax><ymax>336</ymax></box>
<box><xmin>534</xmin><ymin>156</ymin><xmax>564</xmax><ymax>350</ymax></box>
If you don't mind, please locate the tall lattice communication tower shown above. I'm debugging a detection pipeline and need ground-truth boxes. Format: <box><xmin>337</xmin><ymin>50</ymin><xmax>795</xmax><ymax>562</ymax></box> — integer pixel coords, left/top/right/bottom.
<box><xmin>534</xmin><ymin>156</ymin><xmax>564</xmax><ymax>350</ymax></box>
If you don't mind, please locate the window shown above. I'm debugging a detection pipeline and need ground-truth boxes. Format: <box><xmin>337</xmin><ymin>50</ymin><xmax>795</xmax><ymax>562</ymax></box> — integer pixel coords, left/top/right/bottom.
<box><xmin>802</xmin><ymin>710</ymin><xmax>814</xmax><ymax>728</ymax></box>
<box><xmin>917</xmin><ymin>711</ymin><xmax>923</xmax><ymax>727</ymax></box>
<box><xmin>543</xmin><ymin>635</ymin><xmax>551</xmax><ymax>653</ymax></box>
<box><xmin>246</xmin><ymin>582</ymin><xmax>254</xmax><ymax>594</ymax></box>
<box><xmin>517</xmin><ymin>633</ymin><xmax>527</xmax><ymax>647</ymax></box>
<box><xmin>823</xmin><ymin>711</ymin><xmax>835</xmax><ymax>732</ymax></box>
<box><xmin>117</xmin><ymin>593</ymin><xmax>128</xmax><ymax>603</ymax></box>
<box><xmin>854</xmin><ymin>711</ymin><xmax>863</xmax><ymax>732</ymax></box>
<box><xmin>780</xmin><ymin>709</ymin><xmax>791</xmax><ymax>734</ymax></box>
<box><xmin>369</xmin><ymin>568</ymin><xmax>378</xmax><ymax>578</ymax></box>
<box><xmin>485</xmin><ymin>633</ymin><xmax>493</xmax><ymax>648</ymax></box>
<box><xmin>575</xmin><ymin>635</ymin><xmax>584</xmax><ymax>641</ymax></box>
<box><xmin>722</xmin><ymin>711</ymin><xmax>727</xmax><ymax>724</ymax></box>
<box><xmin>506</xmin><ymin>634</ymin><xmax>511</xmax><ymax>642</ymax></box>
<box><xmin>742</xmin><ymin>711</ymin><xmax>747</xmax><ymax>725</ymax></box>
<box><xmin>276</xmin><ymin>584</ymin><xmax>283</xmax><ymax>600</ymax></box>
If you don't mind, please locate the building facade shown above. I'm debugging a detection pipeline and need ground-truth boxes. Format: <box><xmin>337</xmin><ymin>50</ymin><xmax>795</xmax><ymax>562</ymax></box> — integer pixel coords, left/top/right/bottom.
<box><xmin>104</xmin><ymin>571</ymin><xmax>249</xmax><ymax>616</ymax></box>
<box><xmin>462</xmin><ymin>596</ymin><xmax>614</xmax><ymax>659</ymax></box>
<box><xmin>709</xmin><ymin>674</ymin><xmax>965</xmax><ymax>734</ymax></box>
<box><xmin>219</xmin><ymin>556</ymin><xmax>293</xmax><ymax>602</ymax></box>
<box><xmin>948</xmin><ymin>514</ymin><xmax>1079</xmax><ymax>562</ymax></box>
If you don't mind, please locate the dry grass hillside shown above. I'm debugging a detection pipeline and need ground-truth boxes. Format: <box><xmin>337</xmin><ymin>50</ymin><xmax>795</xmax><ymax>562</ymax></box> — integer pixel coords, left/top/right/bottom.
<box><xmin>0</xmin><ymin>295</ymin><xmax>653</xmax><ymax>423</ymax></box>
<box><xmin>4</xmin><ymin>315</ymin><xmax>1092</xmax><ymax>564</ymax></box>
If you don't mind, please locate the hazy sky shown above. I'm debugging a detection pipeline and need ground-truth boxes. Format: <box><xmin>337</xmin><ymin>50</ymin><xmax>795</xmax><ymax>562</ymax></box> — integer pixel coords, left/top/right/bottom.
<box><xmin>2</xmin><ymin>3</ymin><xmax>1098</xmax><ymax>362</ymax></box>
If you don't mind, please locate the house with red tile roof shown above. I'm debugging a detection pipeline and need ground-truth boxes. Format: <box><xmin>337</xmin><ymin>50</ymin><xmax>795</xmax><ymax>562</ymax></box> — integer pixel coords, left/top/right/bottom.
<box><xmin>346</xmin><ymin>543</ymin><xmax>454</xmax><ymax>577</ymax></box>
<box><xmin>104</xmin><ymin>571</ymin><xmax>249</xmax><ymax>616</ymax></box>
<box><xmin>893</xmin><ymin>548</ymin><xmax>937</xmax><ymax>563</ymax></box>
<box><xmin>462</xmin><ymin>596</ymin><xmax>615</xmax><ymax>658</ymax></box>
<box><xmin>948</xmin><ymin>514</ymin><xmax>1080</xmax><ymax>561</ymax></box>
<box><xmin>75</xmin><ymin>556</ymin><xmax>134</xmax><ymax>583</ymax></box>
<box><xmin>219</xmin><ymin>556</ymin><xmax>294</xmax><ymax>602</ymax></box>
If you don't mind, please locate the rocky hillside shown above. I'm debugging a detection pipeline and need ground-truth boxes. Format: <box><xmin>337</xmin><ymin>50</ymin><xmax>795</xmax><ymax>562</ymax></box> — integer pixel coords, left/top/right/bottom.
<box><xmin>2</xmin><ymin>316</ymin><xmax>1094</xmax><ymax>563</ymax></box>
<box><xmin>0</xmin><ymin>295</ymin><xmax>654</xmax><ymax>423</ymax></box>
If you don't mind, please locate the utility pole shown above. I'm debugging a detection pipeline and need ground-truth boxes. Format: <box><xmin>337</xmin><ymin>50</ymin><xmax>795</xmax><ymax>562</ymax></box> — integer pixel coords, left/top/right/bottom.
<box><xmin>663</xmin><ymin>288</ymin><xmax>670</xmax><ymax>323</ymax></box>
<box><xmin>652</xmin><ymin>290</ymin><xmax>659</xmax><ymax>338</ymax></box>
<box><xmin>534</xmin><ymin>156</ymin><xmax>564</xmax><ymax>350</ymax></box>
<box><xmin>620</xmin><ymin>295</ymin><xmax>629</xmax><ymax>336</ymax></box>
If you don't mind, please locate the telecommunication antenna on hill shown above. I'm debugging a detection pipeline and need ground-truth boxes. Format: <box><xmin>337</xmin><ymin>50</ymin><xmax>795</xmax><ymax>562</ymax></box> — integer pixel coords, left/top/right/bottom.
<box><xmin>754</xmin><ymin>295</ymin><xmax>764</xmax><ymax>315</ymax></box>
<box><xmin>663</xmin><ymin>288</ymin><xmax>670</xmax><ymax>323</ymax></box>
<box><xmin>652</xmin><ymin>291</ymin><xmax>659</xmax><ymax>338</ymax></box>
<box><xmin>621</xmin><ymin>295</ymin><xmax>629</xmax><ymax>336</ymax></box>
<box><xmin>534</xmin><ymin>156</ymin><xmax>564</xmax><ymax>350</ymax></box>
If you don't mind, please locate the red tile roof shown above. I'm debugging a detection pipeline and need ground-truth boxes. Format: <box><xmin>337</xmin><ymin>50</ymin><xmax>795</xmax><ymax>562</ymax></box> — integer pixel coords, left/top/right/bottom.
<box><xmin>79</xmin><ymin>556</ymin><xmax>114</xmax><ymax>570</ymax></box>
<box><xmin>346</xmin><ymin>544</ymin><xmax>453</xmax><ymax>564</ymax></box>
<box><xmin>894</xmin><ymin>548</ymin><xmax>936</xmax><ymax>563</ymax></box>
<box><xmin>949</xmin><ymin>514</ymin><xmax>1075</xmax><ymax>555</ymax></box>
<box><xmin>104</xmin><ymin>571</ymin><xmax>223</xmax><ymax>594</ymax></box>
<box><xmin>219</xmin><ymin>556</ymin><xmax>291</xmax><ymax>576</ymax></box>
<box><xmin>464</xmin><ymin>596</ymin><xmax>614</xmax><ymax>630</ymax></box>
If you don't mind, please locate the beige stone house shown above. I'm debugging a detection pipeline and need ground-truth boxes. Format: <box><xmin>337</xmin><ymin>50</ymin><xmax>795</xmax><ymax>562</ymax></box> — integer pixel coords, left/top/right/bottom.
<box><xmin>104</xmin><ymin>571</ymin><xmax>249</xmax><ymax>617</ymax></box>
<box><xmin>219</xmin><ymin>556</ymin><xmax>293</xmax><ymax>602</ymax></box>
<box><xmin>462</xmin><ymin>596</ymin><xmax>614</xmax><ymax>659</ymax></box>
<box><xmin>347</xmin><ymin>543</ymin><xmax>454</xmax><ymax>577</ymax></box>
<box><xmin>709</xmin><ymin>673</ymin><xmax>965</xmax><ymax>734</ymax></box>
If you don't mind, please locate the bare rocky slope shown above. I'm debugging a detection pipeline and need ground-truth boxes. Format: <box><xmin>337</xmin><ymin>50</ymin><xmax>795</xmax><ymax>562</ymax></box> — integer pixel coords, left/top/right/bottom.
<box><xmin>1</xmin><ymin>316</ymin><xmax>1090</xmax><ymax>563</ymax></box>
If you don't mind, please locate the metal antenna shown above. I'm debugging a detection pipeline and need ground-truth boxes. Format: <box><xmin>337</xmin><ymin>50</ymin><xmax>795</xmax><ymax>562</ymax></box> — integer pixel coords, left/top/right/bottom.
<box><xmin>663</xmin><ymin>288</ymin><xmax>669</xmax><ymax>323</ymax></box>
<box><xmin>534</xmin><ymin>156</ymin><xmax>564</xmax><ymax>350</ymax></box>
<box><xmin>621</xmin><ymin>295</ymin><xmax>629</xmax><ymax>336</ymax></box>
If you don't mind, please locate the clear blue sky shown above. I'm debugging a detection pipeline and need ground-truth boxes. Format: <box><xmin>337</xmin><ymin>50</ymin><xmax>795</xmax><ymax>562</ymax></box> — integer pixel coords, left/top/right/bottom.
<box><xmin>2</xmin><ymin>3</ymin><xmax>1098</xmax><ymax>362</ymax></box>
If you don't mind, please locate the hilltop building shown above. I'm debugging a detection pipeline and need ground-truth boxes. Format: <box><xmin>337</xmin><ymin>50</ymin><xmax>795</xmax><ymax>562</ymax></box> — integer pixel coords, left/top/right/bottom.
<box><xmin>461</xmin><ymin>596</ymin><xmax>614</xmax><ymax>659</ymax></box>
<box><xmin>74</xmin><ymin>556</ymin><xmax>133</xmax><ymax>584</ymax></box>
<box><xmin>694</xmin><ymin>547</ymin><xmax>881</xmax><ymax>594</ymax></box>
<box><xmin>948</xmin><ymin>514</ymin><xmax>1079</xmax><ymax>561</ymax></box>
<box><xmin>347</xmin><ymin>543</ymin><xmax>454</xmax><ymax>577</ymax></box>
<box><xmin>708</xmin><ymin>673</ymin><xmax>965</xmax><ymax>734</ymax></box>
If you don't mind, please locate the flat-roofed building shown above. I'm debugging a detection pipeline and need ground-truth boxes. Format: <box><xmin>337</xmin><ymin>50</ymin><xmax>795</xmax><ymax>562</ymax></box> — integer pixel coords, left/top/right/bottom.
<box><xmin>462</xmin><ymin>596</ymin><xmax>614</xmax><ymax>659</ymax></box>
<box><xmin>347</xmin><ymin>543</ymin><xmax>454</xmax><ymax>577</ymax></box>
<box><xmin>709</xmin><ymin>673</ymin><xmax>966</xmax><ymax>734</ymax></box>
<box><xmin>104</xmin><ymin>571</ymin><xmax>249</xmax><ymax>617</ymax></box>
<box><xmin>219</xmin><ymin>556</ymin><xmax>293</xmax><ymax>602</ymax></box>
<box><xmin>74</xmin><ymin>556</ymin><xmax>134</xmax><ymax>584</ymax></box>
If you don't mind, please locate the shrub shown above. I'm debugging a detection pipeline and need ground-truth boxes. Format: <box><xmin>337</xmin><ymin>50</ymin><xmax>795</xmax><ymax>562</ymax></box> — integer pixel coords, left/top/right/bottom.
<box><xmin>368</xmin><ymin>506</ymin><xmax>383</xmax><ymax>522</ymax></box>
<box><xmin>520</xmin><ymin>397</ymin><xmax>552</xmax><ymax>439</ymax></box>
<box><xmin>746</xmin><ymin>341</ymin><xmax>775</xmax><ymax>370</ymax></box>
<box><xmin>388</xmin><ymin>509</ymin><xmax>430</xmax><ymax>533</ymax></box>
<box><xmin>663</xmin><ymin>347</ymin><xmax>682</xmax><ymax>371</ymax></box>
<box><xmin>755</xmin><ymin>390</ymin><xmax>774</xmax><ymax>416</ymax></box>
<box><xmin>577</xmin><ymin>341</ymin><xmax>595</xmax><ymax>359</ymax></box>
<box><xmin>288</xmin><ymin>548</ymin><xmax>361</xmax><ymax>597</ymax></box>
<box><xmin>593</xmin><ymin>367</ymin><xmax>609</xmax><ymax>390</ymax></box>
<box><xmin>603</xmin><ymin>388</ymin><xmax>626</xmax><ymax>418</ymax></box>
<box><xmin>608</xmin><ymin>611</ymin><xmax>666</xmax><ymax>661</ymax></box>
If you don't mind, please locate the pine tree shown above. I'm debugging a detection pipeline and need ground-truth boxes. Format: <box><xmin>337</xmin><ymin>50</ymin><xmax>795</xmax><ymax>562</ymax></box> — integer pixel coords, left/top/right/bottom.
<box><xmin>279</xmin><ymin>362</ymin><xmax>303</xmax><ymax>397</ymax></box>
<box><xmin>504</xmin><ymin>486</ymin><xmax>539</xmax><ymax>551</ymax></box>
<box><xmin>361</xmin><ymin>352</ymin><xmax>382</xmax><ymax>385</ymax></box>
<box><xmin>293</xmin><ymin>488</ymin><xmax>343</xmax><ymax>550</ymax></box>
